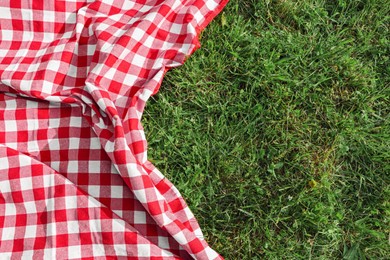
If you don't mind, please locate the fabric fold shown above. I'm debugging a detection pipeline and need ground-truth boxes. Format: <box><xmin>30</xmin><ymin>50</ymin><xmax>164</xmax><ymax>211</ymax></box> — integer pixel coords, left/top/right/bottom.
<box><xmin>0</xmin><ymin>0</ymin><xmax>229</xmax><ymax>259</ymax></box>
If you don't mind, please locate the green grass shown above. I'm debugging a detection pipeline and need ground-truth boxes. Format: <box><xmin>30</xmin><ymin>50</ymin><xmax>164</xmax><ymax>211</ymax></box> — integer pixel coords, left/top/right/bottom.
<box><xmin>143</xmin><ymin>0</ymin><xmax>389</xmax><ymax>258</ymax></box>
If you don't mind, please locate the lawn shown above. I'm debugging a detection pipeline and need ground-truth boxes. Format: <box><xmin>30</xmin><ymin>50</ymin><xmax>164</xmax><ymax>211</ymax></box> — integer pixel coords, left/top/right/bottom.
<box><xmin>143</xmin><ymin>0</ymin><xmax>389</xmax><ymax>259</ymax></box>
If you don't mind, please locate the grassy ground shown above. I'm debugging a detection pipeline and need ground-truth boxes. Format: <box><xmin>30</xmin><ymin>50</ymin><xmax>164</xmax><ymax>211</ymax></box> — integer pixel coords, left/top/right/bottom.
<box><xmin>143</xmin><ymin>1</ymin><xmax>389</xmax><ymax>259</ymax></box>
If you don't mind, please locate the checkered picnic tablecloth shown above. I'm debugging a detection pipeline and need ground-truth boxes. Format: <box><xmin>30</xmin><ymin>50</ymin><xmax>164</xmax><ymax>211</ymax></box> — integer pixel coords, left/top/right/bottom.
<box><xmin>0</xmin><ymin>0</ymin><xmax>228</xmax><ymax>259</ymax></box>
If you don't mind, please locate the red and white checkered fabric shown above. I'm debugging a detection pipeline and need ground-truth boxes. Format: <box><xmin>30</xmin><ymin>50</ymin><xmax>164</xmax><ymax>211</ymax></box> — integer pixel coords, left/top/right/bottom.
<box><xmin>0</xmin><ymin>0</ymin><xmax>228</xmax><ymax>259</ymax></box>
